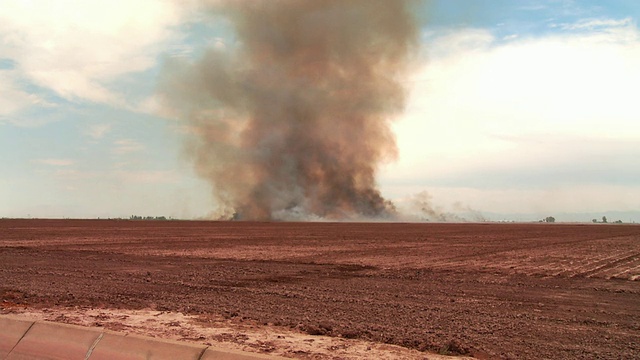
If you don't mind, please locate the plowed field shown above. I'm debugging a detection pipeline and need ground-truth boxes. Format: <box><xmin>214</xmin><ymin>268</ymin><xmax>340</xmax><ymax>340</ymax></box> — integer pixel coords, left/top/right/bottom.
<box><xmin>1</xmin><ymin>219</ymin><xmax>639</xmax><ymax>359</ymax></box>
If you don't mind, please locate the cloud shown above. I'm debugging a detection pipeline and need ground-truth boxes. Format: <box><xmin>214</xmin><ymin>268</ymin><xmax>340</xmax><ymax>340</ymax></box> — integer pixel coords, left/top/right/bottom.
<box><xmin>50</xmin><ymin>168</ymin><xmax>180</xmax><ymax>184</ymax></box>
<box><xmin>85</xmin><ymin>123</ymin><xmax>112</xmax><ymax>140</ymax></box>
<box><xmin>0</xmin><ymin>0</ymin><xmax>186</xmax><ymax>108</ymax></box>
<box><xmin>0</xmin><ymin>71</ymin><xmax>44</xmax><ymax>118</ymax></box>
<box><xmin>112</xmin><ymin>139</ymin><xmax>145</xmax><ymax>155</ymax></box>
<box><xmin>424</xmin><ymin>22</ymin><xmax>637</xmax><ymax>127</ymax></box>
<box><xmin>561</xmin><ymin>17</ymin><xmax>634</xmax><ymax>31</ymax></box>
<box><xmin>115</xmin><ymin>170</ymin><xmax>180</xmax><ymax>184</ymax></box>
<box><xmin>381</xmin><ymin>17</ymin><xmax>640</xmax><ymax>213</ymax></box>
<box><xmin>51</xmin><ymin>169</ymin><xmax>98</xmax><ymax>181</ymax></box>
<box><xmin>34</xmin><ymin>158</ymin><xmax>75</xmax><ymax>166</ymax></box>
<box><xmin>418</xmin><ymin>136</ymin><xmax>640</xmax><ymax>189</ymax></box>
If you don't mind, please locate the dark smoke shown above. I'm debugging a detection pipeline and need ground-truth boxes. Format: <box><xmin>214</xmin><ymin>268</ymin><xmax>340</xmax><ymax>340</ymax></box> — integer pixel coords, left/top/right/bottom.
<box><xmin>161</xmin><ymin>0</ymin><xmax>418</xmax><ymax>220</ymax></box>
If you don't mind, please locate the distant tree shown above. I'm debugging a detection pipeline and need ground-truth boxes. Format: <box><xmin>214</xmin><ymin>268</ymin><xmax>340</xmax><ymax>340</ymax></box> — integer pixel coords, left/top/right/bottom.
<box><xmin>545</xmin><ymin>216</ymin><xmax>556</xmax><ymax>223</ymax></box>
<box><xmin>602</xmin><ymin>216</ymin><xmax>608</xmax><ymax>223</ymax></box>
<box><xmin>614</xmin><ymin>220</ymin><xmax>623</xmax><ymax>224</ymax></box>
<box><xmin>592</xmin><ymin>219</ymin><xmax>598</xmax><ymax>223</ymax></box>
<box><xmin>129</xmin><ymin>215</ymin><xmax>167</xmax><ymax>221</ymax></box>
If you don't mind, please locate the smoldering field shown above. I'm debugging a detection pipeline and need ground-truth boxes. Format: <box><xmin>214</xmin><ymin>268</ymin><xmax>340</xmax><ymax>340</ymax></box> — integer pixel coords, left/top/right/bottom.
<box><xmin>2</xmin><ymin>219</ymin><xmax>640</xmax><ymax>359</ymax></box>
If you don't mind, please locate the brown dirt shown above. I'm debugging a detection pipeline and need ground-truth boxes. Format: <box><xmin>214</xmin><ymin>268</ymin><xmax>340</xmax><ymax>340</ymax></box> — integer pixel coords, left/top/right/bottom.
<box><xmin>1</xmin><ymin>219</ymin><xmax>639</xmax><ymax>359</ymax></box>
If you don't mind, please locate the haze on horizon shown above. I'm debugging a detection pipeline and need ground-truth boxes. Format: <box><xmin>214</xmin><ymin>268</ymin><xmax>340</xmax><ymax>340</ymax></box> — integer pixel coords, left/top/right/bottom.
<box><xmin>1</xmin><ymin>0</ymin><xmax>639</xmax><ymax>222</ymax></box>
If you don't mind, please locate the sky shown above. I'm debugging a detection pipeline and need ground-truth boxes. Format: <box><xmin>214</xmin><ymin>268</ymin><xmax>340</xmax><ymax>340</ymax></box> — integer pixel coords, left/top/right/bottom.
<box><xmin>1</xmin><ymin>0</ymin><xmax>639</xmax><ymax>222</ymax></box>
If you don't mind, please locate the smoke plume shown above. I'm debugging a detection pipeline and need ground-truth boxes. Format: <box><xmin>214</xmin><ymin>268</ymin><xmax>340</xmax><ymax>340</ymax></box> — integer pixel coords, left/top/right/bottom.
<box><xmin>161</xmin><ymin>0</ymin><xmax>418</xmax><ymax>220</ymax></box>
<box><xmin>405</xmin><ymin>192</ymin><xmax>487</xmax><ymax>222</ymax></box>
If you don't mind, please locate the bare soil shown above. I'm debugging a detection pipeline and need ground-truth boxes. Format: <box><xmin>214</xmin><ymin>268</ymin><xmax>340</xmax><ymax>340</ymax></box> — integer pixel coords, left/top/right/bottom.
<box><xmin>1</xmin><ymin>219</ymin><xmax>639</xmax><ymax>359</ymax></box>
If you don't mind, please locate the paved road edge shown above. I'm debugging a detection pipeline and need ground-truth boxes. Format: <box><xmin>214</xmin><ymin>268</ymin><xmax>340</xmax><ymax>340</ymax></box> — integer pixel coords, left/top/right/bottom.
<box><xmin>0</xmin><ymin>315</ymin><xmax>287</xmax><ymax>360</ymax></box>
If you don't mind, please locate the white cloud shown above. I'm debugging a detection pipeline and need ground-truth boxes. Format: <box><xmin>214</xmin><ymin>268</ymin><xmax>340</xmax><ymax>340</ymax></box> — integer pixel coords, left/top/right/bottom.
<box><xmin>112</xmin><ymin>139</ymin><xmax>145</xmax><ymax>155</ymax></box>
<box><xmin>86</xmin><ymin>123</ymin><xmax>112</xmax><ymax>140</ymax></box>
<box><xmin>137</xmin><ymin>95</ymin><xmax>163</xmax><ymax>115</ymax></box>
<box><xmin>0</xmin><ymin>71</ymin><xmax>57</xmax><ymax>127</ymax></box>
<box><xmin>562</xmin><ymin>17</ymin><xmax>634</xmax><ymax>31</ymax></box>
<box><xmin>382</xmin><ymin>18</ymin><xmax>640</xmax><ymax>213</ymax></box>
<box><xmin>0</xmin><ymin>71</ymin><xmax>45</xmax><ymax>118</ymax></box>
<box><xmin>0</xmin><ymin>0</ymin><xmax>186</xmax><ymax>107</ymax></box>
<box><xmin>115</xmin><ymin>170</ymin><xmax>180</xmax><ymax>184</ymax></box>
<box><xmin>34</xmin><ymin>158</ymin><xmax>75</xmax><ymax>166</ymax></box>
<box><xmin>395</xmin><ymin>19</ymin><xmax>640</xmax><ymax>163</ymax></box>
<box><xmin>52</xmin><ymin>169</ymin><xmax>98</xmax><ymax>181</ymax></box>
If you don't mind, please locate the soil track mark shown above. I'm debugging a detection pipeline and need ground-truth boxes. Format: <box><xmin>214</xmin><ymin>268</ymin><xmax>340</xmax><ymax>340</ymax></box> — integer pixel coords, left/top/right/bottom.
<box><xmin>573</xmin><ymin>251</ymin><xmax>640</xmax><ymax>280</ymax></box>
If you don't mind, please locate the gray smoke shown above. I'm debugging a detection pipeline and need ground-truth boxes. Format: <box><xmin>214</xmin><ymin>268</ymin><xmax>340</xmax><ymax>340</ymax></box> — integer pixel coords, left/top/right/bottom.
<box><xmin>407</xmin><ymin>191</ymin><xmax>487</xmax><ymax>222</ymax></box>
<box><xmin>160</xmin><ymin>0</ymin><xmax>419</xmax><ymax>220</ymax></box>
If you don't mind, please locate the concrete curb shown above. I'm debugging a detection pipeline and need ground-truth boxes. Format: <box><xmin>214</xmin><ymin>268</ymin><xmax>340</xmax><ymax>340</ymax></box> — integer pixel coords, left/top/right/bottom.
<box><xmin>0</xmin><ymin>315</ymin><xmax>287</xmax><ymax>360</ymax></box>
